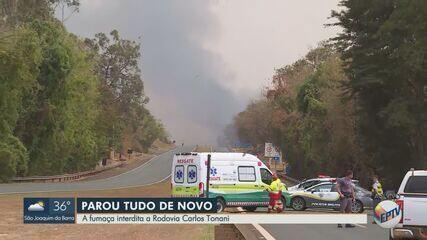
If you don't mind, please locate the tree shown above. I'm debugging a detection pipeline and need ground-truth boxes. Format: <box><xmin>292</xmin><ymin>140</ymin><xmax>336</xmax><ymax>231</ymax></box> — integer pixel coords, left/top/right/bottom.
<box><xmin>1</xmin><ymin>0</ymin><xmax>80</xmax><ymax>25</ymax></box>
<box><xmin>331</xmin><ymin>0</ymin><xmax>427</xmax><ymax>186</ymax></box>
<box><xmin>86</xmin><ymin>30</ymin><xmax>167</xmax><ymax>154</ymax></box>
<box><xmin>0</xmin><ymin>25</ymin><xmax>41</xmax><ymax>179</ymax></box>
<box><xmin>10</xmin><ymin>20</ymin><xmax>101</xmax><ymax>174</ymax></box>
<box><xmin>0</xmin><ymin>0</ymin><xmax>168</xmax><ymax>181</ymax></box>
<box><xmin>229</xmin><ymin>44</ymin><xmax>371</xmax><ymax>185</ymax></box>
<box><xmin>85</xmin><ymin>30</ymin><xmax>151</xmax><ymax>152</ymax></box>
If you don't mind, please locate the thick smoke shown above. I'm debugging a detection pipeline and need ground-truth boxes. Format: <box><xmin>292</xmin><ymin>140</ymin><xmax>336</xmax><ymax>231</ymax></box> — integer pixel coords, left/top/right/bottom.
<box><xmin>63</xmin><ymin>0</ymin><xmax>243</xmax><ymax>145</ymax></box>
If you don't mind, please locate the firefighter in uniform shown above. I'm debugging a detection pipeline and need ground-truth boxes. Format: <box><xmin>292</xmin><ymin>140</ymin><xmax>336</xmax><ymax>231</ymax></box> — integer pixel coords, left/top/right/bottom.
<box><xmin>371</xmin><ymin>175</ymin><xmax>384</xmax><ymax>223</ymax></box>
<box><xmin>267</xmin><ymin>173</ymin><xmax>285</xmax><ymax>213</ymax></box>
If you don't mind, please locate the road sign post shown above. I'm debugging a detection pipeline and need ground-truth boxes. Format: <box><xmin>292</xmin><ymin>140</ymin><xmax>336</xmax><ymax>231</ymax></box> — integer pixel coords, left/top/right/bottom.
<box><xmin>206</xmin><ymin>154</ymin><xmax>211</xmax><ymax>198</ymax></box>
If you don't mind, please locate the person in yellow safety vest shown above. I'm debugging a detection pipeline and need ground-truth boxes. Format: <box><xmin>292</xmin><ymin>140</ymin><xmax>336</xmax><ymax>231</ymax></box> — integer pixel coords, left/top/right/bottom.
<box><xmin>372</xmin><ymin>175</ymin><xmax>384</xmax><ymax>198</ymax></box>
<box><xmin>267</xmin><ymin>173</ymin><xmax>285</xmax><ymax>213</ymax></box>
<box><xmin>371</xmin><ymin>175</ymin><xmax>384</xmax><ymax>224</ymax></box>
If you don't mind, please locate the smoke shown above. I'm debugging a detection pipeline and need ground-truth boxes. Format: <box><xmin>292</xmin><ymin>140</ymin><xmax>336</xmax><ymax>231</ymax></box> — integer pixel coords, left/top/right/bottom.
<box><xmin>62</xmin><ymin>0</ymin><xmax>243</xmax><ymax>145</ymax></box>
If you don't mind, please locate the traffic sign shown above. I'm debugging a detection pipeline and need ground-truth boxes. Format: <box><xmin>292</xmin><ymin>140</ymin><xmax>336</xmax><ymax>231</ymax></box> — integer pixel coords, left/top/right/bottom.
<box><xmin>265</xmin><ymin>143</ymin><xmax>280</xmax><ymax>158</ymax></box>
<box><xmin>265</xmin><ymin>143</ymin><xmax>274</xmax><ymax>157</ymax></box>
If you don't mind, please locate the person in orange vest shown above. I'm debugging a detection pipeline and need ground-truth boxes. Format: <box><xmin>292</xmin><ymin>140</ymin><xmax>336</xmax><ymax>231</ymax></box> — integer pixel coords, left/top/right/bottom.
<box><xmin>267</xmin><ymin>172</ymin><xmax>285</xmax><ymax>213</ymax></box>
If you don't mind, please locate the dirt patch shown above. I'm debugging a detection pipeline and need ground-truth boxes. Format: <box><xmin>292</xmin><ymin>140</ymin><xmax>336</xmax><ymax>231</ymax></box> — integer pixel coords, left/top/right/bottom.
<box><xmin>0</xmin><ymin>180</ymin><xmax>214</xmax><ymax>240</ymax></box>
<box><xmin>194</xmin><ymin>146</ymin><xmax>213</xmax><ymax>152</ymax></box>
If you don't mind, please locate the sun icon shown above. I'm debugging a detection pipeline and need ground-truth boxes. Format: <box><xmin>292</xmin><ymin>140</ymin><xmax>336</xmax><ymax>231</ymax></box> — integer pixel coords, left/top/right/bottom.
<box><xmin>37</xmin><ymin>201</ymin><xmax>44</xmax><ymax>207</ymax></box>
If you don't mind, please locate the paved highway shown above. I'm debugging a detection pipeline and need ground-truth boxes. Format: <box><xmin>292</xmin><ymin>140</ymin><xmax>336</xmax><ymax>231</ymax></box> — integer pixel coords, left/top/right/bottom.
<box><xmin>1</xmin><ymin>145</ymin><xmax>390</xmax><ymax>239</ymax></box>
<box><xmin>0</xmin><ymin>146</ymin><xmax>192</xmax><ymax>194</ymax></box>
<box><xmin>242</xmin><ymin>205</ymin><xmax>388</xmax><ymax>239</ymax></box>
<box><xmin>262</xmin><ymin>222</ymin><xmax>388</xmax><ymax>240</ymax></box>
<box><xmin>256</xmin><ymin>196</ymin><xmax>388</xmax><ymax>239</ymax></box>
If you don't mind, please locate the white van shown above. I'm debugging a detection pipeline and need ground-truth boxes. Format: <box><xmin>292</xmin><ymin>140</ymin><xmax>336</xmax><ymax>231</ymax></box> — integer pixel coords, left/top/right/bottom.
<box><xmin>171</xmin><ymin>152</ymin><xmax>290</xmax><ymax>212</ymax></box>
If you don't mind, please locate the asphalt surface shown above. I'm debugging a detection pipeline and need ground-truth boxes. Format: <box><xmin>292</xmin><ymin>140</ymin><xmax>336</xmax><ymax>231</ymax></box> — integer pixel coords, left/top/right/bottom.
<box><xmin>216</xmin><ymin>146</ymin><xmax>389</xmax><ymax>239</ymax></box>
<box><xmin>0</xmin><ymin>145</ymin><xmax>390</xmax><ymax>239</ymax></box>
<box><xmin>262</xmin><ymin>222</ymin><xmax>388</xmax><ymax>240</ymax></box>
<box><xmin>0</xmin><ymin>146</ymin><xmax>192</xmax><ymax>194</ymax></box>
<box><xmin>254</xmin><ymin>198</ymin><xmax>388</xmax><ymax>239</ymax></box>
<box><xmin>260</xmin><ymin>210</ymin><xmax>388</xmax><ymax>240</ymax></box>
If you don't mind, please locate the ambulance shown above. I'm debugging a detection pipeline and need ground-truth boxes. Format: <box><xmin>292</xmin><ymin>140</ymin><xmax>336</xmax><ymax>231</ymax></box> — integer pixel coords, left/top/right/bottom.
<box><xmin>171</xmin><ymin>152</ymin><xmax>291</xmax><ymax>212</ymax></box>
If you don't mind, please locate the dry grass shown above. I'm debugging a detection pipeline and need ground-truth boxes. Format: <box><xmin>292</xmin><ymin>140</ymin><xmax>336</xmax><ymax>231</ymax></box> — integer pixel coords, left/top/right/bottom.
<box><xmin>0</xmin><ymin>180</ymin><xmax>214</xmax><ymax>240</ymax></box>
<box><xmin>194</xmin><ymin>146</ymin><xmax>213</xmax><ymax>152</ymax></box>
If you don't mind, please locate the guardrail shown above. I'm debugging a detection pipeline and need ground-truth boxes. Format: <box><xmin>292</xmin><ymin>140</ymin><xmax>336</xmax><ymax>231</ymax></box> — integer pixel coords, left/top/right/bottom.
<box><xmin>12</xmin><ymin>162</ymin><xmax>126</xmax><ymax>183</ymax></box>
<box><xmin>279</xmin><ymin>173</ymin><xmax>300</xmax><ymax>184</ymax></box>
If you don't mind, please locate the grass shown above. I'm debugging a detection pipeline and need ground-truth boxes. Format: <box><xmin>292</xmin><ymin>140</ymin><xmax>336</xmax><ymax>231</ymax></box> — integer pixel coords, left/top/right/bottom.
<box><xmin>194</xmin><ymin>145</ymin><xmax>214</xmax><ymax>152</ymax></box>
<box><xmin>0</xmin><ymin>180</ymin><xmax>215</xmax><ymax>240</ymax></box>
<box><xmin>197</xmin><ymin>225</ymin><xmax>215</xmax><ymax>240</ymax></box>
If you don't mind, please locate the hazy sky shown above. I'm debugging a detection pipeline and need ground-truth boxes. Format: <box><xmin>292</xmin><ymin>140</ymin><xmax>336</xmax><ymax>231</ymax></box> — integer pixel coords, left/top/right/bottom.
<box><xmin>62</xmin><ymin>0</ymin><xmax>340</xmax><ymax>145</ymax></box>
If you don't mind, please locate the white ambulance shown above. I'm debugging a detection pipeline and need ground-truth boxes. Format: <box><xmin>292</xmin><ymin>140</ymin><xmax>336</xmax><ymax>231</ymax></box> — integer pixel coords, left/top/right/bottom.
<box><xmin>171</xmin><ymin>152</ymin><xmax>291</xmax><ymax>212</ymax></box>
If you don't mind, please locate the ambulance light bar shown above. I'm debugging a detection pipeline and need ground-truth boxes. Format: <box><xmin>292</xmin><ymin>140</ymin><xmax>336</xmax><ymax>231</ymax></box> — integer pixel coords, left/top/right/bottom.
<box><xmin>175</xmin><ymin>152</ymin><xmax>198</xmax><ymax>156</ymax></box>
<box><xmin>318</xmin><ymin>174</ymin><xmax>330</xmax><ymax>178</ymax></box>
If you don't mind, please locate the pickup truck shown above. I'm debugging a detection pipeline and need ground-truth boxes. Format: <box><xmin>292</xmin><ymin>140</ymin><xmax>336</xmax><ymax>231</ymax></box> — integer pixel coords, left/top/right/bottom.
<box><xmin>390</xmin><ymin>169</ymin><xmax>427</xmax><ymax>239</ymax></box>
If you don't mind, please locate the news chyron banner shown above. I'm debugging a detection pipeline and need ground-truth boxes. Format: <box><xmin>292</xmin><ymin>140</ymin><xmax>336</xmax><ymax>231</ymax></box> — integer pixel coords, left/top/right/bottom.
<box><xmin>23</xmin><ymin>197</ymin><xmax>367</xmax><ymax>224</ymax></box>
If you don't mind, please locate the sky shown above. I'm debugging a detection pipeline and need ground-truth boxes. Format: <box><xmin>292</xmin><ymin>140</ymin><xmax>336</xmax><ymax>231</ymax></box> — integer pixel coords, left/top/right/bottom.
<box><xmin>61</xmin><ymin>0</ymin><xmax>340</xmax><ymax>145</ymax></box>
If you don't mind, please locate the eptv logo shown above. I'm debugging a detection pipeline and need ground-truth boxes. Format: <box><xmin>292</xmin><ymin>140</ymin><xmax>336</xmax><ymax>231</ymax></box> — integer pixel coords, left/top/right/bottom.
<box><xmin>374</xmin><ymin>200</ymin><xmax>402</xmax><ymax>228</ymax></box>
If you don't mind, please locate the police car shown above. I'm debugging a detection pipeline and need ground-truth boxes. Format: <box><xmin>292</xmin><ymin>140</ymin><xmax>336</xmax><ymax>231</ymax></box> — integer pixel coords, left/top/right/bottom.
<box><xmin>290</xmin><ymin>181</ymin><xmax>372</xmax><ymax>213</ymax></box>
<box><xmin>287</xmin><ymin>175</ymin><xmax>360</xmax><ymax>192</ymax></box>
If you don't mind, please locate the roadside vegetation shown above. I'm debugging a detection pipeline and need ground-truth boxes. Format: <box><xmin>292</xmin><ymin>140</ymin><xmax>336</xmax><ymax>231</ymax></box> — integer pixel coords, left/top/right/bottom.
<box><xmin>0</xmin><ymin>0</ymin><xmax>168</xmax><ymax>181</ymax></box>
<box><xmin>226</xmin><ymin>0</ymin><xmax>426</xmax><ymax>188</ymax></box>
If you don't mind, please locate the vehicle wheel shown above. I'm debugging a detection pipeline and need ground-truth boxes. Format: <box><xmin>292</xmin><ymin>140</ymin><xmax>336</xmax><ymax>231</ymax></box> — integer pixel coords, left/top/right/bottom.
<box><xmin>386</xmin><ymin>191</ymin><xmax>396</xmax><ymax>200</ymax></box>
<box><xmin>242</xmin><ymin>206</ymin><xmax>257</xmax><ymax>212</ymax></box>
<box><xmin>216</xmin><ymin>198</ymin><xmax>226</xmax><ymax>213</ymax></box>
<box><xmin>291</xmin><ymin>197</ymin><xmax>306</xmax><ymax>211</ymax></box>
<box><xmin>351</xmin><ymin>200</ymin><xmax>364</xmax><ymax>213</ymax></box>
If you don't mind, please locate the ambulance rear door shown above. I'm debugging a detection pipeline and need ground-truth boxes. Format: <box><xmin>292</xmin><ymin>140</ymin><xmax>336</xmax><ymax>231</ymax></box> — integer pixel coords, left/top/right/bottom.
<box><xmin>171</xmin><ymin>154</ymin><xmax>201</xmax><ymax>197</ymax></box>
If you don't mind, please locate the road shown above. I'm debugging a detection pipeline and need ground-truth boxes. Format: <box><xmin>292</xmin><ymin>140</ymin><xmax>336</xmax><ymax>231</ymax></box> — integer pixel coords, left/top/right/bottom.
<box><xmin>0</xmin><ymin>146</ymin><xmax>192</xmax><ymax>194</ymax></box>
<box><xmin>255</xmin><ymin>195</ymin><xmax>388</xmax><ymax>239</ymax></box>
<box><xmin>1</xmin><ymin>145</ymin><xmax>389</xmax><ymax>239</ymax></box>
<box><xmin>258</xmin><ymin>179</ymin><xmax>388</xmax><ymax>239</ymax></box>
<box><xmin>262</xmin><ymin>222</ymin><xmax>388</xmax><ymax>240</ymax></box>
<box><xmin>235</xmin><ymin>205</ymin><xmax>388</xmax><ymax>239</ymax></box>
<box><xmin>217</xmin><ymin>146</ymin><xmax>389</xmax><ymax>239</ymax></box>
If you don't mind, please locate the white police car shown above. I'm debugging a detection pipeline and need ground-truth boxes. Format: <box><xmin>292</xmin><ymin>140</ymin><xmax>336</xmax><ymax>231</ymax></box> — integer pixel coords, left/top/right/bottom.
<box><xmin>290</xmin><ymin>182</ymin><xmax>372</xmax><ymax>213</ymax></box>
<box><xmin>288</xmin><ymin>176</ymin><xmax>360</xmax><ymax>192</ymax></box>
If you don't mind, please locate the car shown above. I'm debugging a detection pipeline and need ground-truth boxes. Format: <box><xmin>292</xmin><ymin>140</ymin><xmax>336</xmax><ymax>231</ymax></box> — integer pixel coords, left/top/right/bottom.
<box><xmin>289</xmin><ymin>182</ymin><xmax>372</xmax><ymax>213</ymax></box>
<box><xmin>287</xmin><ymin>176</ymin><xmax>359</xmax><ymax>192</ymax></box>
<box><xmin>390</xmin><ymin>169</ymin><xmax>427</xmax><ymax>240</ymax></box>
<box><xmin>171</xmin><ymin>152</ymin><xmax>291</xmax><ymax>212</ymax></box>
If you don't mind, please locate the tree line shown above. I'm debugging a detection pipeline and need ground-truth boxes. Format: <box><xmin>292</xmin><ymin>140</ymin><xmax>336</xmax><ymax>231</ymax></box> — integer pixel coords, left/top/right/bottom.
<box><xmin>226</xmin><ymin>0</ymin><xmax>426</xmax><ymax>188</ymax></box>
<box><xmin>0</xmin><ymin>0</ymin><xmax>168</xmax><ymax>181</ymax></box>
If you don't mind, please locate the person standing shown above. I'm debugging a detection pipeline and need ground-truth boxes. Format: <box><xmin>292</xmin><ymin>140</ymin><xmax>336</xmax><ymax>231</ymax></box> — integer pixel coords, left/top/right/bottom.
<box><xmin>267</xmin><ymin>172</ymin><xmax>284</xmax><ymax>213</ymax></box>
<box><xmin>371</xmin><ymin>175</ymin><xmax>384</xmax><ymax>224</ymax></box>
<box><xmin>336</xmin><ymin>170</ymin><xmax>355</xmax><ymax>228</ymax></box>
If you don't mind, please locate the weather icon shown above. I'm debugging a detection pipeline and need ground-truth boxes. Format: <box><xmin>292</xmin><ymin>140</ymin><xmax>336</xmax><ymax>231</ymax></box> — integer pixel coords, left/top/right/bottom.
<box><xmin>28</xmin><ymin>201</ymin><xmax>45</xmax><ymax>212</ymax></box>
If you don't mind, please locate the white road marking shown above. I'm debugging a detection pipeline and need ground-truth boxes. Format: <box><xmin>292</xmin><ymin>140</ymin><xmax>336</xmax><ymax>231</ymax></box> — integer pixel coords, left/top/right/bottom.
<box><xmin>253</xmin><ymin>224</ymin><xmax>276</xmax><ymax>240</ymax></box>
<box><xmin>354</xmin><ymin>223</ymin><xmax>367</xmax><ymax>229</ymax></box>
<box><xmin>0</xmin><ymin>147</ymin><xmax>185</xmax><ymax>195</ymax></box>
<box><xmin>0</xmin><ymin>174</ymin><xmax>173</xmax><ymax>195</ymax></box>
<box><xmin>236</xmin><ymin>207</ymin><xmax>276</xmax><ymax>240</ymax></box>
